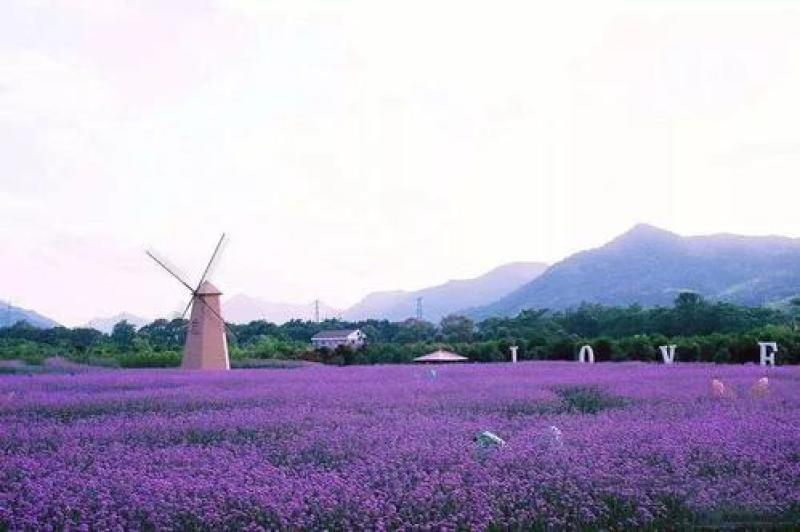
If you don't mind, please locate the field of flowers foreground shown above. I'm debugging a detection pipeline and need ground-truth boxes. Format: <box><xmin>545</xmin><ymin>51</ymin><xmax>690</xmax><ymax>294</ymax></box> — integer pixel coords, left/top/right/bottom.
<box><xmin>1</xmin><ymin>362</ymin><xmax>799</xmax><ymax>530</ymax></box>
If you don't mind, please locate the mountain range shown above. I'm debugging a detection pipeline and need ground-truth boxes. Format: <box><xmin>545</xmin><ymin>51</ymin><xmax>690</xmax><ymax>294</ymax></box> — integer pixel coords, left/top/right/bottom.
<box><xmin>342</xmin><ymin>262</ymin><xmax>548</xmax><ymax>323</ymax></box>
<box><xmin>10</xmin><ymin>225</ymin><xmax>800</xmax><ymax>328</ymax></box>
<box><xmin>474</xmin><ymin>224</ymin><xmax>800</xmax><ymax>317</ymax></box>
<box><xmin>220</xmin><ymin>262</ymin><xmax>546</xmax><ymax>324</ymax></box>
<box><xmin>0</xmin><ymin>302</ymin><xmax>60</xmax><ymax>328</ymax></box>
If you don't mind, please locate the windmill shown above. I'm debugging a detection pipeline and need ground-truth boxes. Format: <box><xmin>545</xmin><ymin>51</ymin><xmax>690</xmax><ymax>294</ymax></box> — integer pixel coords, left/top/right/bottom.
<box><xmin>146</xmin><ymin>234</ymin><xmax>232</xmax><ymax>370</ymax></box>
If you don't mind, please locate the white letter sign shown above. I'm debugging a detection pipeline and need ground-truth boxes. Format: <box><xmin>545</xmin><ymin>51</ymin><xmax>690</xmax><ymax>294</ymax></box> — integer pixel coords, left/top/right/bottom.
<box><xmin>659</xmin><ymin>345</ymin><xmax>677</xmax><ymax>364</ymax></box>
<box><xmin>758</xmin><ymin>342</ymin><xmax>777</xmax><ymax>366</ymax></box>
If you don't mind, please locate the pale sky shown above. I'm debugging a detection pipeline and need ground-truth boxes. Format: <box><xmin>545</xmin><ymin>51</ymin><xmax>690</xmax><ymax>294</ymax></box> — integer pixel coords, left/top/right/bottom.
<box><xmin>2</xmin><ymin>0</ymin><xmax>800</xmax><ymax>326</ymax></box>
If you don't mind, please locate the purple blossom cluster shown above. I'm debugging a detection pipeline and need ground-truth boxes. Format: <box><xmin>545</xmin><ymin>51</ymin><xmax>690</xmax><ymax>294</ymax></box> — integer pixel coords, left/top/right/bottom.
<box><xmin>1</xmin><ymin>362</ymin><xmax>799</xmax><ymax>529</ymax></box>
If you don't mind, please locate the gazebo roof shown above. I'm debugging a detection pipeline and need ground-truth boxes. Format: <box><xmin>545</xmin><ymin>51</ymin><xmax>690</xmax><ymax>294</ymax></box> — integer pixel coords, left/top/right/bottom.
<box><xmin>413</xmin><ymin>349</ymin><xmax>469</xmax><ymax>363</ymax></box>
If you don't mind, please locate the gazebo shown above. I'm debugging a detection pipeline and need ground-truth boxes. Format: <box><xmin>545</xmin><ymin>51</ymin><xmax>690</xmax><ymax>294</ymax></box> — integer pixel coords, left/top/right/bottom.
<box><xmin>413</xmin><ymin>349</ymin><xmax>469</xmax><ymax>363</ymax></box>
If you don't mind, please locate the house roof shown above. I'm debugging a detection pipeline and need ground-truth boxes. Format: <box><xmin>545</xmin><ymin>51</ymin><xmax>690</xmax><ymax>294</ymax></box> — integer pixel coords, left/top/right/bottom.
<box><xmin>311</xmin><ymin>329</ymin><xmax>360</xmax><ymax>340</ymax></box>
<box><xmin>413</xmin><ymin>349</ymin><xmax>469</xmax><ymax>363</ymax></box>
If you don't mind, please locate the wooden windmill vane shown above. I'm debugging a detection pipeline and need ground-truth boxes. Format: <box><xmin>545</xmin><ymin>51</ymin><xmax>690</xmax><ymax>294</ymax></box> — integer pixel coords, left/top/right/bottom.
<box><xmin>146</xmin><ymin>234</ymin><xmax>232</xmax><ymax>370</ymax></box>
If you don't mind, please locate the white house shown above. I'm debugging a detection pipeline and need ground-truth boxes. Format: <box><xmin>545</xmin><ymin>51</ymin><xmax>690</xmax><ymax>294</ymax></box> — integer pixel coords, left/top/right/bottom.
<box><xmin>311</xmin><ymin>329</ymin><xmax>366</xmax><ymax>350</ymax></box>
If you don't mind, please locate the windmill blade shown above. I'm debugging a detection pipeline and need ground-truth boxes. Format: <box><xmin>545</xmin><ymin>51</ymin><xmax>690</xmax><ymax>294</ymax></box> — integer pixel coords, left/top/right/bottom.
<box><xmin>195</xmin><ymin>233</ymin><xmax>227</xmax><ymax>291</ymax></box>
<box><xmin>180</xmin><ymin>296</ymin><xmax>196</xmax><ymax>320</ymax></box>
<box><xmin>223</xmin><ymin>321</ymin><xmax>237</xmax><ymax>343</ymax></box>
<box><xmin>145</xmin><ymin>249</ymin><xmax>195</xmax><ymax>293</ymax></box>
<box><xmin>195</xmin><ymin>296</ymin><xmax>238</xmax><ymax>342</ymax></box>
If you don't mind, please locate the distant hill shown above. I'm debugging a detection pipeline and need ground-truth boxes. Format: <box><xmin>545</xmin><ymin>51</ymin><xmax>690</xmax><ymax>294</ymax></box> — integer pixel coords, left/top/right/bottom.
<box><xmin>85</xmin><ymin>313</ymin><xmax>149</xmax><ymax>334</ymax></box>
<box><xmin>343</xmin><ymin>262</ymin><xmax>549</xmax><ymax>323</ymax></box>
<box><xmin>476</xmin><ymin>224</ymin><xmax>800</xmax><ymax>317</ymax></box>
<box><xmin>0</xmin><ymin>302</ymin><xmax>60</xmax><ymax>329</ymax></box>
<box><xmin>224</xmin><ymin>294</ymin><xmax>340</xmax><ymax>324</ymax></box>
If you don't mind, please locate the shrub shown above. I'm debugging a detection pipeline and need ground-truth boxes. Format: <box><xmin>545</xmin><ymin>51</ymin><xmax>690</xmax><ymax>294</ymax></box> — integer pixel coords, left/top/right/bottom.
<box><xmin>230</xmin><ymin>358</ymin><xmax>306</xmax><ymax>369</ymax></box>
<box><xmin>553</xmin><ymin>385</ymin><xmax>628</xmax><ymax>414</ymax></box>
<box><xmin>593</xmin><ymin>337</ymin><xmax>617</xmax><ymax>362</ymax></box>
<box><xmin>119</xmin><ymin>350</ymin><xmax>181</xmax><ymax>368</ymax></box>
<box><xmin>548</xmin><ymin>338</ymin><xmax>576</xmax><ymax>360</ymax></box>
<box><xmin>617</xmin><ymin>335</ymin><xmax>657</xmax><ymax>362</ymax></box>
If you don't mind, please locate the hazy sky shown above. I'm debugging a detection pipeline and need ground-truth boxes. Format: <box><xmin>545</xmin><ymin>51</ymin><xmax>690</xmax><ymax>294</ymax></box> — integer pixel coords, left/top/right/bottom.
<box><xmin>2</xmin><ymin>0</ymin><xmax>800</xmax><ymax>325</ymax></box>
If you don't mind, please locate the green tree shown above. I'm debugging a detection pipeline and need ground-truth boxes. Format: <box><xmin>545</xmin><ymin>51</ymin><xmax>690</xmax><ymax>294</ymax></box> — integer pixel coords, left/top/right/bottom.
<box><xmin>138</xmin><ymin>318</ymin><xmax>187</xmax><ymax>350</ymax></box>
<box><xmin>673</xmin><ymin>291</ymin><xmax>707</xmax><ymax>335</ymax></box>
<box><xmin>111</xmin><ymin>320</ymin><xmax>136</xmax><ymax>349</ymax></box>
<box><xmin>70</xmin><ymin>328</ymin><xmax>104</xmax><ymax>353</ymax></box>
<box><xmin>393</xmin><ymin>319</ymin><xmax>436</xmax><ymax>343</ymax></box>
<box><xmin>440</xmin><ymin>315</ymin><xmax>474</xmax><ymax>342</ymax></box>
<box><xmin>790</xmin><ymin>297</ymin><xmax>800</xmax><ymax>330</ymax></box>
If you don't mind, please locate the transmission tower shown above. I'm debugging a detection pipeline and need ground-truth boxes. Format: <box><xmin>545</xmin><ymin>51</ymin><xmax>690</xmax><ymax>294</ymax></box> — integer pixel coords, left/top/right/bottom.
<box><xmin>314</xmin><ymin>299</ymin><xmax>320</xmax><ymax>323</ymax></box>
<box><xmin>415</xmin><ymin>297</ymin><xmax>423</xmax><ymax>321</ymax></box>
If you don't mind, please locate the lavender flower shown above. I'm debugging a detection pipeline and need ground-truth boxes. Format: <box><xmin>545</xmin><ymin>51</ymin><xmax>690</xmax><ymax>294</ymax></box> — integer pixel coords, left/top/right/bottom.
<box><xmin>0</xmin><ymin>362</ymin><xmax>798</xmax><ymax>529</ymax></box>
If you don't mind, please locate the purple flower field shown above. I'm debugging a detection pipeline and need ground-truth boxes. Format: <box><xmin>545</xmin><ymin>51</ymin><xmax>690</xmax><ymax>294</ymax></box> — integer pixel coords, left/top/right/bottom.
<box><xmin>1</xmin><ymin>362</ymin><xmax>799</xmax><ymax>530</ymax></box>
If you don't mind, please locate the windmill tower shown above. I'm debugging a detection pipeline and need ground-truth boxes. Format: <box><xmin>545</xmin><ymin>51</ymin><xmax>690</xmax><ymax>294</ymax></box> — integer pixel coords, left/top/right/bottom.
<box><xmin>182</xmin><ymin>281</ymin><xmax>228</xmax><ymax>369</ymax></box>
<box><xmin>146</xmin><ymin>234</ymin><xmax>232</xmax><ymax>370</ymax></box>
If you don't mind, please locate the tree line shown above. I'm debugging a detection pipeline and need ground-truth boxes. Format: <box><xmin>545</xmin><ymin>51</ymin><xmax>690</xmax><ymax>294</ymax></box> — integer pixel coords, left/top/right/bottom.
<box><xmin>2</xmin><ymin>293</ymin><xmax>799</xmax><ymax>367</ymax></box>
